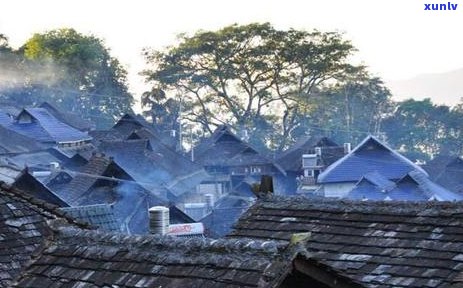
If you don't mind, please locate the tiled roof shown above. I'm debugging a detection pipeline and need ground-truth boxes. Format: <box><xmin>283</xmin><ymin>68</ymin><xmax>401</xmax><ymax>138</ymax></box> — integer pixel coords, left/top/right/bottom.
<box><xmin>12</xmin><ymin>171</ymin><xmax>70</xmax><ymax>207</ymax></box>
<box><xmin>0</xmin><ymin>183</ymin><xmax>87</xmax><ymax>287</ymax></box>
<box><xmin>0</xmin><ymin>125</ymin><xmax>45</xmax><ymax>153</ymax></box>
<box><xmin>230</xmin><ymin>196</ymin><xmax>463</xmax><ymax>287</ymax></box>
<box><xmin>194</xmin><ymin>126</ymin><xmax>282</xmax><ymax>173</ymax></box>
<box><xmin>60</xmin><ymin>204</ymin><xmax>121</xmax><ymax>232</ymax></box>
<box><xmin>423</xmin><ymin>155</ymin><xmax>463</xmax><ymax>194</ymax></box>
<box><xmin>39</xmin><ymin>102</ymin><xmax>95</xmax><ymax>131</ymax></box>
<box><xmin>318</xmin><ymin>135</ymin><xmax>427</xmax><ymax>183</ymax></box>
<box><xmin>276</xmin><ymin>136</ymin><xmax>344</xmax><ymax>172</ymax></box>
<box><xmin>63</xmin><ymin>155</ymin><xmax>113</xmax><ymax>204</ymax></box>
<box><xmin>99</xmin><ymin>139</ymin><xmax>208</xmax><ymax>198</ymax></box>
<box><xmin>13</xmin><ymin>225</ymin><xmax>297</xmax><ymax>288</ymax></box>
<box><xmin>0</xmin><ymin>108</ymin><xmax>92</xmax><ymax>144</ymax></box>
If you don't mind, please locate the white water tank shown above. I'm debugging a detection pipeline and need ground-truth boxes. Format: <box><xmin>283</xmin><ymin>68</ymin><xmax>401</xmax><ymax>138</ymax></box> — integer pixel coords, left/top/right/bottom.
<box><xmin>149</xmin><ymin>206</ymin><xmax>170</xmax><ymax>235</ymax></box>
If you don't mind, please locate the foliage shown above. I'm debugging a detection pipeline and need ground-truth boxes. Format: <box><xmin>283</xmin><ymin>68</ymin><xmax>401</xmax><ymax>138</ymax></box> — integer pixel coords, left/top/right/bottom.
<box><xmin>15</xmin><ymin>28</ymin><xmax>134</xmax><ymax>128</ymax></box>
<box><xmin>382</xmin><ymin>98</ymin><xmax>463</xmax><ymax>161</ymax></box>
<box><xmin>142</xmin><ymin>23</ymin><xmax>356</xmax><ymax>151</ymax></box>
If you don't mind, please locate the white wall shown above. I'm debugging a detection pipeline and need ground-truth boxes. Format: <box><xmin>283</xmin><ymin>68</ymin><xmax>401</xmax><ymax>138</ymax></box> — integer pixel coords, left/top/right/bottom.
<box><xmin>321</xmin><ymin>183</ymin><xmax>356</xmax><ymax>198</ymax></box>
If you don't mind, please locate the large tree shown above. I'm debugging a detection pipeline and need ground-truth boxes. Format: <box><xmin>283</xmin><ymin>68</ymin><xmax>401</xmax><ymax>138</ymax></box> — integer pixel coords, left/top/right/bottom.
<box><xmin>382</xmin><ymin>98</ymin><xmax>463</xmax><ymax>161</ymax></box>
<box><xmin>142</xmin><ymin>23</ymin><xmax>356</xmax><ymax>150</ymax></box>
<box><xmin>18</xmin><ymin>28</ymin><xmax>134</xmax><ymax>128</ymax></box>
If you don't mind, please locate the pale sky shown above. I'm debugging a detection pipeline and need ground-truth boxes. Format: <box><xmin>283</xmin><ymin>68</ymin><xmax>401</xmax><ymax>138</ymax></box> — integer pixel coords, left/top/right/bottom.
<box><xmin>2</xmin><ymin>0</ymin><xmax>463</xmax><ymax>105</ymax></box>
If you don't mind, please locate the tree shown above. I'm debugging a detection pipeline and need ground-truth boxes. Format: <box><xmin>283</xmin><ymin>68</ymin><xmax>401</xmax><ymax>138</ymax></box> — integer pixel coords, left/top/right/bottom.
<box><xmin>142</xmin><ymin>23</ymin><xmax>356</xmax><ymax>150</ymax></box>
<box><xmin>19</xmin><ymin>28</ymin><xmax>134</xmax><ymax>128</ymax></box>
<box><xmin>298</xmin><ymin>68</ymin><xmax>393</xmax><ymax>145</ymax></box>
<box><xmin>382</xmin><ymin>98</ymin><xmax>463</xmax><ymax>161</ymax></box>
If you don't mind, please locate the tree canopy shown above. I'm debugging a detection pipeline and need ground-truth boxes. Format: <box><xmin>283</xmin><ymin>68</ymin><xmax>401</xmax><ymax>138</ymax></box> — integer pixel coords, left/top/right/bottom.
<box><xmin>1</xmin><ymin>28</ymin><xmax>134</xmax><ymax>128</ymax></box>
<box><xmin>142</xmin><ymin>23</ymin><xmax>357</xmax><ymax>150</ymax></box>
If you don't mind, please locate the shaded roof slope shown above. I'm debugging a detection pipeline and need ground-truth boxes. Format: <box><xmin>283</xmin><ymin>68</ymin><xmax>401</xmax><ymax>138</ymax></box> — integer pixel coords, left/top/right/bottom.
<box><xmin>230</xmin><ymin>196</ymin><xmax>463</xmax><ymax>287</ymax></box>
<box><xmin>0</xmin><ymin>183</ymin><xmax>86</xmax><ymax>286</ymax></box>
<box><xmin>423</xmin><ymin>155</ymin><xmax>463</xmax><ymax>194</ymax></box>
<box><xmin>276</xmin><ymin>136</ymin><xmax>344</xmax><ymax>172</ymax></box>
<box><xmin>318</xmin><ymin>135</ymin><xmax>427</xmax><ymax>183</ymax></box>
<box><xmin>194</xmin><ymin>126</ymin><xmax>281</xmax><ymax>171</ymax></box>
<box><xmin>39</xmin><ymin>102</ymin><xmax>95</xmax><ymax>131</ymax></box>
<box><xmin>13</xmin><ymin>225</ymin><xmax>297</xmax><ymax>288</ymax></box>
<box><xmin>14</xmin><ymin>108</ymin><xmax>92</xmax><ymax>143</ymax></box>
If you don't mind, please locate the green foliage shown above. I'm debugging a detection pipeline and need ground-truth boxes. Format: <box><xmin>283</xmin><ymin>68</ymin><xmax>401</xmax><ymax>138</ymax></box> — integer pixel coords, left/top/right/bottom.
<box><xmin>17</xmin><ymin>28</ymin><xmax>134</xmax><ymax>128</ymax></box>
<box><xmin>142</xmin><ymin>23</ymin><xmax>356</xmax><ymax>150</ymax></box>
<box><xmin>382</xmin><ymin>98</ymin><xmax>463</xmax><ymax>161</ymax></box>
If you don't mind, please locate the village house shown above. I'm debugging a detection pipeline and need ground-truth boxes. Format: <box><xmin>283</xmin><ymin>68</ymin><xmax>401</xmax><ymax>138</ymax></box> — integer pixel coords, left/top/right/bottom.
<box><xmin>423</xmin><ymin>155</ymin><xmax>463</xmax><ymax>194</ymax></box>
<box><xmin>316</xmin><ymin>135</ymin><xmax>461</xmax><ymax>200</ymax></box>
<box><xmin>230</xmin><ymin>196</ymin><xmax>463</xmax><ymax>287</ymax></box>
<box><xmin>276</xmin><ymin>136</ymin><xmax>347</xmax><ymax>194</ymax></box>
<box><xmin>0</xmin><ymin>182</ymin><xmax>88</xmax><ymax>287</ymax></box>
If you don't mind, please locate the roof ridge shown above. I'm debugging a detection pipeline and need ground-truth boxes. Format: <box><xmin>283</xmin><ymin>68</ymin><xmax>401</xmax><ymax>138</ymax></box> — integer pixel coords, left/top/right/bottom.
<box><xmin>49</xmin><ymin>223</ymin><xmax>289</xmax><ymax>255</ymax></box>
<box><xmin>0</xmin><ymin>182</ymin><xmax>89</xmax><ymax>228</ymax></box>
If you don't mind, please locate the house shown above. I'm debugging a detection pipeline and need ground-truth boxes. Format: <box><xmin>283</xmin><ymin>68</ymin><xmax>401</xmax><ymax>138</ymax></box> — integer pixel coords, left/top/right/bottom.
<box><xmin>97</xmin><ymin>138</ymin><xmax>208</xmax><ymax>203</ymax></box>
<box><xmin>60</xmin><ymin>204</ymin><xmax>121</xmax><ymax>232</ymax></box>
<box><xmin>422</xmin><ymin>155</ymin><xmax>463</xmax><ymax>194</ymax></box>
<box><xmin>12</xmin><ymin>169</ymin><xmax>70</xmax><ymax>207</ymax></box>
<box><xmin>276</xmin><ymin>136</ymin><xmax>346</xmax><ymax>194</ymax></box>
<box><xmin>12</xmin><ymin>221</ymin><xmax>359</xmax><ymax>288</ymax></box>
<box><xmin>0</xmin><ymin>182</ymin><xmax>87</xmax><ymax>287</ymax></box>
<box><xmin>200</xmin><ymin>194</ymin><xmax>254</xmax><ymax>237</ymax></box>
<box><xmin>0</xmin><ymin>124</ymin><xmax>45</xmax><ymax>154</ymax></box>
<box><xmin>0</xmin><ymin>108</ymin><xmax>92</xmax><ymax>148</ymax></box>
<box><xmin>230</xmin><ymin>196</ymin><xmax>463</xmax><ymax>287</ymax></box>
<box><xmin>317</xmin><ymin>135</ymin><xmax>429</xmax><ymax>198</ymax></box>
<box><xmin>39</xmin><ymin>101</ymin><xmax>96</xmax><ymax>132</ymax></box>
<box><xmin>347</xmin><ymin>170</ymin><xmax>462</xmax><ymax>201</ymax></box>
<box><xmin>50</xmin><ymin>153</ymin><xmax>156</xmax><ymax>234</ymax></box>
<box><xmin>194</xmin><ymin>125</ymin><xmax>285</xmax><ymax>195</ymax></box>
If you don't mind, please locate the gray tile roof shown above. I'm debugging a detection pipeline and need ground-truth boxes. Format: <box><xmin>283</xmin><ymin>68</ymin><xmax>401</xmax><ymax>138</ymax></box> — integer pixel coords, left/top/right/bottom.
<box><xmin>230</xmin><ymin>196</ymin><xmax>463</xmax><ymax>287</ymax></box>
<box><xmin>423</xmin><ymin>155</ymin><xmax>463</xmax><ymax>194</ymax></box>
<box><xmin>318</xmin><ymin>135</ymin><xmax>427</xmax><ymax>183</ymax></box>
<box><xmin>60</xmin><ymin>204</ymin><xmax>121</xmax><ymax>232</ymax></box>
<box><xmin>0</xmin><ymin>183</ymin><xmax>87</xmax><ymax>287</ymax></box>
<box><xmin>12</xmin><ymin>224</ymin><xmax>301</xmax><ymax>288</ymax></box>
<box><xmin>39</xmin><ymin>102</ymin><xmax>95</xmax><ymax>131</ymax></box>
<box><xmin>0</xmin><ymin>108</ymin><xmax>92</xmax><ymax>144</ymax></box>
<box><xmin>276</xmin><ymin>136</ymin><xmax>344</xmax><ymax>172</ymax></box>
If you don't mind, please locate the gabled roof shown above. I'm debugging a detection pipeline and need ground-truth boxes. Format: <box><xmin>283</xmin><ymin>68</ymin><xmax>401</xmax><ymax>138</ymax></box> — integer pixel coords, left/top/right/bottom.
<box><xmin>12</xmin><ymin>170</ymin><xmax>70</xmax><ymax>207</ymax></box>
<box><xmin>60</xmin><ymin>204</ymin><xmax>121</xmax><ymax>232</ymax></box>
<box><xmin>423</xmin><ymin>155</ymin><xmax>463</xmax><ymax>194</ymax></box>
<box><xmin>13</xmin><ymin>224</ymin><xmax>302</xmax><ymax>288</ymax></box>
<box><xmin>98</xmin><ymin>139</ymin><xmax>208</xmax><ymax>198</ymax></box>
<box><xmin>347</xmin><ymin>170</ymin><xmax>463</xmax><ymax>202</ymax></box>
<box><xmin>62</xmin><ymin>155</ymin><xmax>120</xmax><ymax>204</ymax></box>
<box><xmin>0</xmin><ymin>125</ymin><xmax>45</xmax><ymax>153</ymax></box>
<box><xmin>276</xmin><ymin>136</ymin><xmax>344</xmax><ymax>172</ymax></box>
<box><xmin>112</xmin><ymin>113</ymin><xmax>154</xmax><ymax>138</ymax></box>
<box><xmin>0</xmin><ymin>183</ymin><xmax>87</xmax><ymax>286</ymax></box>
<box><xmin>39</xmin><ymin>102</ymin><xmax>95</xmax><ymax>131</ymax></box>
<box><xmin>318</xmin><ymin>135</ymin><xmax>427</xmax><ymax>183</ymax></box>
<box><xmin>16</xmin><ymin>108</ymin><xmax>92</xmax><ymax>143</ymax></box>
<box><xmin>194</xmin><ymin>126</ymin><xmax>283</xmax><ymax>173</ymax></box>
<box><xmin>230</xmin><ymin>196</ymin><xmax>463</xmax><ymax>287</ymax></box>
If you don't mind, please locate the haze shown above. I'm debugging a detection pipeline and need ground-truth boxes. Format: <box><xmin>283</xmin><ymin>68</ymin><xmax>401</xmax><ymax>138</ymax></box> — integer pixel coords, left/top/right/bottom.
<box><xmin>2</xmin><ymin>0</ymin><xmax>462</xmax><ymax>105</ymax></box>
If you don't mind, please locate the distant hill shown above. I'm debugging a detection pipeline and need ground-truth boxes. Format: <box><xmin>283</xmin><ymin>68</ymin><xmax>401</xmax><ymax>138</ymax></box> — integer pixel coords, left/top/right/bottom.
<box><xmin>386</xmin><ymin>68</ymin><xmax>463</xmax><ymax>107</ymax></box>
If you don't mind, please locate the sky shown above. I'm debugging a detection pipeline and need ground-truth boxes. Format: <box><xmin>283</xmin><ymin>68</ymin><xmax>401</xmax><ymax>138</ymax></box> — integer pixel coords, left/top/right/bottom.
<box><xmin>2</xmin><ymin>0</ymin><xmax>463</xmax><ymax>106</ymax></box>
